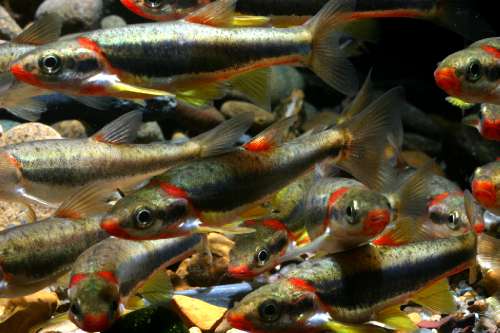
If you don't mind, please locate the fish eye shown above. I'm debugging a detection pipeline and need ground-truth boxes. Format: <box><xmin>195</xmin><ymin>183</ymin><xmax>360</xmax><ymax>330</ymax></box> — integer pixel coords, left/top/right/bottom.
<box><xmin>255</xmin><ymin>248</ymin><xmax>270</xmax><ymax>266</ymax></box>
<box><xmin>447</xmin><ymin>212</ymin><xmax>460</xmax><ymax>230</ymax></box>
<box><xmin>345</xmin><ymin>201</ymin><xmax>358</xmax><ymax>224</ymax></box>
<box><xmin>70</xmin><ymin>303</ymin><xmax>82</xmax><ymax>318</ymax></box>
<box><xmin>466</xmin><ymin>59</ymin><xmax>482</xmax><ymax>82</ymax></box>
<box><xmin>39</xmin><ymin>54</ymin><xmax>62</xmax><ymax>74</ymax></box>
<box><xmin>144</xmin><ymin>0</ymin><xmax>164</xmax><ymax>8</ymax></box>
<box><xmin>134</xmin><ymin>208</ymin><xmax>154</xmax><ymax>229</ymax></box>
<box><xmin>258</xmin><ymin>300</ymin><xmax>281</xmax><ymax>322</ymax></box>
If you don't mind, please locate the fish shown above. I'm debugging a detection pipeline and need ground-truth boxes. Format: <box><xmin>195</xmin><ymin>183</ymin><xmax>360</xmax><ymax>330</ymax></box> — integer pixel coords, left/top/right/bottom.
<box><xmin>471</xmin><ymin>160</ymin><xmax>500</xmax><ymax>215</ymax></box>
<box><xmin>100</xmin><ymin>86</ymin><xmax>403</xmax><ymax>240</ymax></box>
<box><xmin>10</xmin><ymin>0</ymin><xmax>360</xmax><ymax>107</ymax></box>
<box><xmin>0</xmin><ymin>110</ymin><xmax>250</xmax><ymax>208</ymax></box>
<box><xmin>67</xmin><ymin>234</ymin><xmax>202</xmax><ymax>331</ymax></box>
<box><xmin>0</xmin><ymin>184</ymin><xmax>110</xmax><ymax>298</ymax></box>
<box><xmin>0</xmin><ymin>14</ymin><xmax>62</xmax><ymax>120</ymax></box>
<box><xmin>120</xmin><ymin>0</ymin><xmax>491</xmax><ymax>39</ymax></box>
<box><xmin>434</xmin><ymin>37</ymin><xmax>500</xmax><ymax>105</ymax></box>
<box><xmin>463</xmin><ymin>103</ymin><xmax>500</xmax><ymax>141</ymax></box>
<box><xmin>225</xmin><ymin>230</ymin><xmax>477</xmax><ymax>333</ymax></box>
<box><xmin>374</xmin><ymin>169</ymin><xmax>471</xmax><ymax>246</ymax></box>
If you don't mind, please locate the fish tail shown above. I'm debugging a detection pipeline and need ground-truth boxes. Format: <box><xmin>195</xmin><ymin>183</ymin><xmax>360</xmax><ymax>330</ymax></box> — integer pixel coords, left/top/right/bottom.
<box><xmin>304</xmin><ymin>0</ymin><xmax>359</xmax><ymax>96</ymax></box>
<box><xmin>431</xmin><ymin>0</ymin><xmax>494</xmax><ymax>40</ymax></box>
<box><xmin>192</xmin><ymin>112</ymin><xmax>253</xmax><ymax>157</ymax></box>
<box><xmin>335</xmin><ymin>87</ymin><xmax>405</xmax><ymax>190</ymax></box>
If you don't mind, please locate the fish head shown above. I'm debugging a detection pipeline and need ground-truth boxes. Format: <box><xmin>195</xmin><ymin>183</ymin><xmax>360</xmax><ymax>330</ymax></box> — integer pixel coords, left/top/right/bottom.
<box><xmin>68</xmin><ymin>272</ymin><xmax>120</xmax><ymax>332</ymax></box>
<box><xmin>428</xmin><ymin>192</ymin><xmax>470</xmax><ymax>236</ymax></box>
<box><xmin>328</xmin><ymin>187</ymin><xmax>392</xmax><ymax>240</ymax></box>
<box><xmin>101</xmin><ymin>187</ymin><xmax>191</xmax><ymax>240</ymax></box>
<box><xmin>226</xmin><ymin>279</ymin><xmax>322</xmax><ymax>333</ymax></box>
<box><xmin>121</xmin><ymin>0</ymin><xmax>207</xmax><ymax>21</ymax></box>
<box><xmin>435</xmin><ymin>48</ymin><xmax>499</xmax><ymax>103</ymax></box>
<box><xmin>10</xmin><ymin>39</ymin><xmax>106</xmax><ymax>96</ymax></box>
<box><xmin>0</xmin><ymin>150</ymin><xmax>23</xmax><ymax>200</ymax></box>
<box><xmin>228</xmin><ymin>220</ymin><xmax>290</xmax><ymax>279</ymax></box>
<box><xmin>472</xmin><ymin>163</ymin><xmax>499</xmax><ymax>210</ymax></box>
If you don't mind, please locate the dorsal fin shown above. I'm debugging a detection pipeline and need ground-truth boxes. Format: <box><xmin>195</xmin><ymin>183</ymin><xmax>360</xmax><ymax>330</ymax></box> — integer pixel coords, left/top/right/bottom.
<box><xmin>184</xmin><ymin>0</ymin><xmax>236</xmax><ymax>27</ymax></box>
<box><xmin>92</xmin><ymin>111</ymin><xmax>142</xmax><ymax>144</ymax></box>
<box><xmin>339</xmin><ymin>69</ymin><xmax>375</xmax><ymax>124</ymax></box>
<box><xmin>54</xmin><ymin>183</ymin><xmax>115</xmax><ymax>219</ymax></box>
<box><xmin>14</xmin><ymin>13</ymin><xmax>62</xmax><ymax>45</ymax></box>
<box><xmin>243</xmin><ymin>116</ymin><xmax>297</xmax><ymax>152</ymax></box>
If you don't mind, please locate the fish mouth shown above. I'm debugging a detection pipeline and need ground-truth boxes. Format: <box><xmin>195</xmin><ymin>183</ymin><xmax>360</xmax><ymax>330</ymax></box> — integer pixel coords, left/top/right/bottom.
<box><xmin>472</xmin><ymin>179</ymin><xmax>497</xmax><ymax>208</ymax></box>
<box><xmin>100</xmin><ymin>217</ymin><xmax>133</xmax><ymax>239</ymax></box>
<box><xmin>10</xmin><ymin>64</ymin><xmax>44</xmax><ymax>87</ymax></box>
<box><xmin>226</xmin><ymin>311</ymin><xmax>255</xmax><ymax>331</ymax></box>
<box><xmin>228</xmin><ymin>264</ymin><xmax>255</xmax><ymax>279</ymax></box>
<box><xmin>363</xmin><ymin>209</ymin><xmax>391</xmax><ymax>237</ymax></box>
<box><xmin>434</xmin><ymin>67</ymin><xmax>461</xmax><ymax>96</ymax></box>
<box><xmin>80</xmin><ymin>313</ymin><xmax>111</xmax><ymax>332</ymax></box>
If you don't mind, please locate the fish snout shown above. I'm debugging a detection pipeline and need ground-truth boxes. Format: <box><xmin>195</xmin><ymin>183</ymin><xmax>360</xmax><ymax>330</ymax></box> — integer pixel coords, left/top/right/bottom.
<box><xmin>472</xmin><ymin>179</ymin><xmax>497</xmax><ymax>208</ymax></box>
<box><xmin>434</xmin><ymin>67</ymin><xmax>461</xmax><ymax>96</ymax></box>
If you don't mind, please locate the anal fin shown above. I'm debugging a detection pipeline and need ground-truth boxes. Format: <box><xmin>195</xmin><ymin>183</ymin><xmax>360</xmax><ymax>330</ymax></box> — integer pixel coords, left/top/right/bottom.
<box><xmin>411</xmin><ymin>278</ymin><xmax>456</xmax><ymax>314</ymax></box>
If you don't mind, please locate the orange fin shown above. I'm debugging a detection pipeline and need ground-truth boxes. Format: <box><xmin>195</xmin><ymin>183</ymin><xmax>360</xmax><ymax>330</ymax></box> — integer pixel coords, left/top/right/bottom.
<box><xmin>54</xmin><ymin>183</ymin><xmax>115</xmax><ymax>219</ymax></box>
<box><xmin>185</xmin><ymin>0</ymin><xmax>236</xmax><ymax>27</ymax></box>
<box><xmin>243</xmin><ymin>116</ymin><xmax>297</xmax><ymax>152</ymax></box>
<box><xmin>92</xmin><ymin>111</ymin><xmax>142</xmax><ymax>144</ymax></box>
<box><xmin>14</xmin><ymin>13</ymin><xmax>62</xmax><ymax>45</ymax></box>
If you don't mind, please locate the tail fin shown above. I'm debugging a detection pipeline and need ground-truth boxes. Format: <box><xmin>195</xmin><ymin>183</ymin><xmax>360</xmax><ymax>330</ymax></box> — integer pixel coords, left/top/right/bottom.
<box><xmin>336</xmin><ymin>87</ymin><xmax>405</xmax><ymax>190</ymax></box>
<box><xmin>432</xmin><ymin>0</ymin><xmax>494</xmax><ymax>40</ymax></box>
<box><xmin>304</xmin><ymin>0</ymin><xmax>358</xmax><ymax>96</ymax></box>
<box><xmin>192</xmin><ymin>112</ymin><xmax>253</xmax><ymax>157</ymax></box>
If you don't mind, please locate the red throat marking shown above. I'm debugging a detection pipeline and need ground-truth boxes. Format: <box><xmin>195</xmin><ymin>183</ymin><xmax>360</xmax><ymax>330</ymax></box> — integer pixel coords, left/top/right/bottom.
<box><xmin>10</xmin><ymin>64</ymin><xmax>44</xmax><ymax>87</ymax></box>
<box><xmin>372</xmin><ymin>232</ymin><xmax>402</xmax><ymax>246</ymax></box>
<box><xmin>434</xmin><ymin>67</ymin><xmax>461</xmax><ymax>96</ymax></box>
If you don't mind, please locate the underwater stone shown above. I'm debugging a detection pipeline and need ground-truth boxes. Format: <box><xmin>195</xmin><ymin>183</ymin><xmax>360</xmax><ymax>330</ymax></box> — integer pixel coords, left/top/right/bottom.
<box><xmin>36</xmin><ymin>0</ymin><xmax>103</xmax><ymax>32</ymax></box>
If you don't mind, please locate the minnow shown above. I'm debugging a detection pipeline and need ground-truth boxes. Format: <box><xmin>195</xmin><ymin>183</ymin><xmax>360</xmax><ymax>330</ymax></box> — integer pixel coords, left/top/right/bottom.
<box><xmin>373</xmin><ymin>165</ymin><xmax>473</xmax><ymax>246</ymax></box>
<box><xmin>121</xmin><ymin>0</ymin><xmax>491</xmax><ymax>39</ymax></box>
<box><xmin>68</xmin><ymin>235</ymin><xmax>201</xmax><ymax>331</ymax></box>
<box><xmin>11</xmin><ymin>0</ymin><xmax>360</xmax><ymax>107</ymax></box>
<box><xmin>0</xmin><ymin>184</ymin><xmax>110</xmax><ymax>298</ymax></box>
<box><xmin>100</xmin><ymin>86</ymin><xmax>403</xmax><ymax>240</ymax></box>
<box><xmin>472</xmin><ymin>160</ymin><xmax>500</xmax><ymax>215</ymax></box>
<box><xmin>0</xmin><ymin>14</ymin><xmax>62</xmax><ymax>120</ymax></box>
<box><xmin>0</xmin><ymin>111</ymin><xmax>250</xmax><ymax>208</ymax></box>
<box><xmin>226</xmin><ymin>231</ymin><xmax>477</xmax><ymax>333</ymax></box>
<box><xmin>463</xmin><ymin>103</ymin><xmax>500</xmax><ymax>141</ymax></box>
<box><xmin>435</xmin><ymin>37</ymin><xmax>500</xmax><ymax>105</ymax></box>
